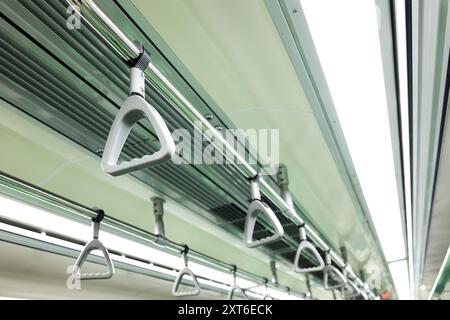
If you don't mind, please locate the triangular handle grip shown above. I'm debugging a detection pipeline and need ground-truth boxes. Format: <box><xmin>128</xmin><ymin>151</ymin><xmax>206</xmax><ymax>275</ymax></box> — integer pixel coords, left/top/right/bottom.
<box><xmin>243</xmin><ymin>200</ymin><xmax>284</xmax><ymax>248</ymax></box>
<box><xmin>294</xmin><ymin>240</ymin><xmax>325</xmax><ymax>273</ymax></box>
<box><xmin>72</xmin><ymin>239</ymin><xmax>115</xmax><ymax>280</ymax></box>
<box><xmin>172</xmin><ymin>266</ymin><xmax>201</xmax><ymax>297</ymax></box>
<box><xmin>228</xmin><ymin>284</ymin><xmax>249</xmax><ymax>300</ymax></box>
<box><xmin>323</xmin><ymin>264</ymin><xmax>347</xmax><ymax>290</ymax></box>
<box><xmin>101</xmin><ymin>95</ymin><xmax>175</xmax><ymax>176</ymax></box>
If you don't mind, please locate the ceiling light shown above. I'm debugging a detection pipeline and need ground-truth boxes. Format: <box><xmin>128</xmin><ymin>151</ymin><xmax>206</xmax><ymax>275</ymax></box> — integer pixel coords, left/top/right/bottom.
<box><xmin>300</xmin><ymin>0</ymin><xmax>406</xmax><ymax>263</ymax></box>
<box><xmin>388</xmin><ymin>260</ymin><xmax>411</xmax><ymax>299</ymax></box>
<box><xmin>394</xmin><ymin>0</ymin><xmax>413</xmax><ymax>297</ymax></box>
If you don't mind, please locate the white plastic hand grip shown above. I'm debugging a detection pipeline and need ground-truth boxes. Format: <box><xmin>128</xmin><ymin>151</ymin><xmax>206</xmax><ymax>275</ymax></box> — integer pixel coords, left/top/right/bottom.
<box><xmin>323</xmin><ymin>253</ymin><xmax>347</xmax><ymax>290</ymax></box>
<box><xmin>172</xmin><ymin>267</ymin><xmax>201</xmax><ymax>297</ymax></box>
<box><xmin>293</xmin><ymin>226</ymin><xmax>325</xmax><ymax>273</ymax></box>
<box><xmin>101</xmin><ymin>95</ymin><xmax>175</xmax><ymax>176</ymax></box>
<box><xmin>72</xmin><ymin>238</ymin><xmax>115</xmax><ymax>280</ymax></box>
<box><xmin>243</xmin><ymin>180</ymin><xmax>284</xmax><ymax>248</ymax></box>
<box><xmin>172</xmin><ymin>251</ymin><xmax>201</xmax><ymax>297</ymax></box>
<box><xmin>243</xmin><ymin>200</ymin><xmax>284</xmax><ymax>248</ymax></box>
<box><xmin>72</xmin><ymin>209</ymin><xmax>115</xmax><ymax>280</ymax></box>
<box><xmin>294</xmin><ymin>241</ymin><xmax>325</xmax><ymax>273</ymax></box>
<box><xmin>228</xmin><ymin>284</ymin><xmax>248</xmax><ymax>300</ymax></box>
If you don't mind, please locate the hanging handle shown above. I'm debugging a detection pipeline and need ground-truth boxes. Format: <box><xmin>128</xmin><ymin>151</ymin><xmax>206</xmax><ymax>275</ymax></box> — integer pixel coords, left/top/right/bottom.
<box><xmin>172</xmin><ymin>246</ymin><xmax>201</xmax><ymax>297</ymax></box>
<box><xmin>72</xmin><ymin>208</ymin><xmax>115</xmax><ymax>280</ymax></box>
<box><xmin>243</xmin><ymin>178</ymin><xmax>284</xmax><ymax>248</ymax></box>
<box><xmin>228</xmin><ymin>265</ymin><xmax>249</xmax><ymax>300</ymax></box>
<box><xmin>228</xmin><ymin>284</ymin><xmax>246</xmax><ymax>300</ymax></box>
<box><xmin>323</xmin><ymin>251</ymin><xmax>347</xmax><ymax>290</ymax></box>
<box><xmin>101</xmin><ymin>44</ymin><xmax>175</xmax><ymax>176</ymax></box>
<box><xmin>293</xmin><ymin>224</ymin><xmax>325</xmax><ymax>273</ymax></box>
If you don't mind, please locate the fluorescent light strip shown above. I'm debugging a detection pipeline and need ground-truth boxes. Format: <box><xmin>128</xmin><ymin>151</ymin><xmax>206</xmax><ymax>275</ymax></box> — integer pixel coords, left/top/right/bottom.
<box><xmin>0</xmin><ymin>194</ymin><xmax>297</xmax><ymax>300</ymax></box>
<box><xmin>394</xmin><ymin>0</ymin><xmax>413</xmax><ymax>298</ymax></box>
<box><xmin>300</xmin><ymin>0</ymin><xmax>406</xmax><ymax>263</ymax></box>
<box><xmin>388</xmin><ymin>260</ymin><xmax>410</xmax><ymax>300</ymax></box>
